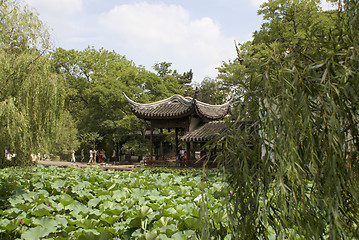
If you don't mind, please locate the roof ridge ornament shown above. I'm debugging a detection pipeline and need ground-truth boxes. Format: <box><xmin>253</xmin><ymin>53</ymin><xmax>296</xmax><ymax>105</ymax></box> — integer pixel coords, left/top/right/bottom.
<box><xmin>191</xmin><ymin>87</ymin><xmax>198</xmax><ymax>105</ymax></box>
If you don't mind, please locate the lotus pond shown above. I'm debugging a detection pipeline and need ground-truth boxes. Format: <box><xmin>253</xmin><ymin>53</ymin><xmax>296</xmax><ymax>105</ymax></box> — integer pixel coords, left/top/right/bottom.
<box><xmin>0</xmin><ymin>165</ymin><xmax>230</xmax><ymax>239</ymax></box>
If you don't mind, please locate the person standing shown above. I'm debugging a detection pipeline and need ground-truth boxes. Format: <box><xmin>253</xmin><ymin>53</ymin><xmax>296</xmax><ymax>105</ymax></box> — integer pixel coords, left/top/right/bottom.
<box><xmin>88</xmin><ymin>149</ymin><xmax>94</xmax><ymax>164</ymax></box>
<box><xmin>96</xmin><ymin>149</ymin><xmax>100</xmax><ymax>163</ymax></box>
<box><xmin>103</xmin><ymin>152</ymin><xmax>106</xmax><ymax>162</ymax></box>
<box><xmin>101</xmin><ymin>149</ymin><xmax>106</xmax><ymax>163</ymax></box>
<box><xmin>98</xmin><ymin>150</ymin><xmax>103</xmax><ymax>163</ymax></box>
<box><xmin>71</xmin><ymin>149</ymin><xmax>76</xmax><ymax>162</ymax></box>
<box><xmin>112</xmin><ymin>150</ymin><xmax>116</xmax><ymax>162</ymax></box>
<box><xmin>80</xmin><ymin>149</ymin><xmax>84</xmax><ymax>162</ymax></box>
<box><xmin>176</xmin><ymin>149</ymin><xmax>181</xmax><ymax>167</ymax></box>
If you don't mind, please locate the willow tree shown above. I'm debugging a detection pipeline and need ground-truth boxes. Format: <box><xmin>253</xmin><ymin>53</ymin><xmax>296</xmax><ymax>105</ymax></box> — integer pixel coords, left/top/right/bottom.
<box><xmin>217</xmin><ymin>0</ymin><xmax>358</xmax><ymax>238</ymax></box>
<box><xmin>0</xmin><ymin>0</ymin><xmax>73</xmax><ymax>166</ymax></box>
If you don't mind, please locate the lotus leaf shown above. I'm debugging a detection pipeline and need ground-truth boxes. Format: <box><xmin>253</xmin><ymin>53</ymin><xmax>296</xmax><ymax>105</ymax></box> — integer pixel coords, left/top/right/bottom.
<box><xmin>0</xmin><ymin>165</ymin><xmax>229</xmax><ymax>239</ymax></box>
<box><xmin>33</xmin><ymin>216</ymin><xmax>58</xmax><ymax>232</ymax></box>
<box><xmin>21</xmin><ymin>226</ymin><xmax>53</xmax><ymax>240</ymax></box>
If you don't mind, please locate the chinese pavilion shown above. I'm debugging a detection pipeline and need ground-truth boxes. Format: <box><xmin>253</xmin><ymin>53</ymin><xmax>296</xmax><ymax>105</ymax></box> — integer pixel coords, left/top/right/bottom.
<box><xmin>124</xmin><ymin>93</ymin><xmax>230</xmax><ymax>166</ymax></box>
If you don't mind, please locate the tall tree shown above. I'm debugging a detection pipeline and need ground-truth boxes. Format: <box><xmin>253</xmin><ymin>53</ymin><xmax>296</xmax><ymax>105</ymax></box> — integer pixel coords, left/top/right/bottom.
<box><xmin>52</xmin><ymin>48</ymin><xmax>191</xmax><ymax>157</ymax></box>
<box><xmin>152</xmin><ymin>61</ymin><xmax>194</xmax><ymax>96</ymax></box>
<box><xmin>152</xmin><ymin>62</ymin><xmax>173</xmax><ymax>80</ymax></box>
<box><xmin>0</xmin><ymin>0</ymin><xmax>77</xmax><ymax>166</ymax></box>
<box><xmin>217</xmin><ymin>0</ymin><xmax>358</xmax><ymax>238</ymax></box>
<box><xmin>52</xmin><ymin>47</ymin><xmax>146</xmax><ymax>154</ymax></box>
<box><xmin>195</xmin><ymin>77</ymin><xmax>229</xmax><ymax>105</ymax></box>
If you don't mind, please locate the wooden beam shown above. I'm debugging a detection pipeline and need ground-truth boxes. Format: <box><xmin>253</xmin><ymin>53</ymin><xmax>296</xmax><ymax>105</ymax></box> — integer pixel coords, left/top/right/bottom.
<box><xmin>150</xmin><ymin>127</ymin><xmax>153</xmax><ymax>166</ymax></box>
<box><xmin>151</xmin><ymin>118</ymin><xmax>190</xmax><ymax>129</ymax></box>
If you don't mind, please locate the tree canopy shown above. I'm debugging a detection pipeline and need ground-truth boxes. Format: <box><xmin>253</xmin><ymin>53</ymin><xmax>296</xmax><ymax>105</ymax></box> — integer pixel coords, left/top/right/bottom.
<box><xmin>152</xmin><ymin>61</ymin><xmax>194</xmax><ymax>97</ymax></box>
<box><xmin>51</xmin><ymin>48</ymin><xmax>194</xmax><ymax>157</ymax></box>
<box><xmin>217</xmin><ymin>0</ymin><xmax>359</xmax><ymax>238</ymax></box>
<box><xmin>0</xmin><ymin>0</ymin><xmax>78</xmax><ymax>166</ymax></box>
<box><xmin>194</xmin><ymin>77</ymin><xmax>229</xmax><ymax>105</ymax></box>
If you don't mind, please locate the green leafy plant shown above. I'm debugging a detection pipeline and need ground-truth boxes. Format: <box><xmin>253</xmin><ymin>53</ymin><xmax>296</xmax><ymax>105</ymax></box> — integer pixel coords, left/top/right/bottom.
<box><xmin>216</xmin><ymin>0</ymin><xmax>359</xmax><ymax>238</ymax></box>
<box><xmin>0</xmin><ymin>165</ymin><xmax>230</xmax><ymax>239</ymax></box>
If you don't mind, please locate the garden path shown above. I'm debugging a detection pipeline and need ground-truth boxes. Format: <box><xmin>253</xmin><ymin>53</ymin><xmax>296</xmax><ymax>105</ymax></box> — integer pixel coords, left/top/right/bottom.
<box><xmin>37</xmin><ymin>160</ymin><xmax>141</xmax><ymax>171</ymax></box>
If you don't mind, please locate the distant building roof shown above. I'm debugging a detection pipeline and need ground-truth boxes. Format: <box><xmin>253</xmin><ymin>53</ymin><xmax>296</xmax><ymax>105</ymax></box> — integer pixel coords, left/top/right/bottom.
<box><xmin>124</xmin><ymin>93</ymin><xmax>230</xmax><ymax>121</ymax></box>
<box><xmin>181</xmin><ymin>121</ymin><xmax>227</xmax><ymax>142</ymax></box>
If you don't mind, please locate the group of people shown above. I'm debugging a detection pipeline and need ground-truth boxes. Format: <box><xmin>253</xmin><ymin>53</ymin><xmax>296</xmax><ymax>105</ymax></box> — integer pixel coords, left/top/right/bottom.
<box><xmin>70</xmin><ymin>149</ymin><xmax>106</xmax><ymax>163</ymax></box>
<box><xmin>87</xmin><ymin>149</ymin><xmax>106</xmax><ymax>164</ymax></box>
<box><xmin>4</xmin><ymin>149</ymin><xmax>16</xmax><ymax>161</ymax></box>
<box><xmin>70</xmin><ymin>148</ymin><xmax>117</xmax><ymax>164</ymax></box>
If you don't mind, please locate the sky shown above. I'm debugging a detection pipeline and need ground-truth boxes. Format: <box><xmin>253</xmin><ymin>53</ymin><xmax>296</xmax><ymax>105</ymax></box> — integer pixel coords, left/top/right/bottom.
<box><xmin>23</xmin><ymin>0</ymin><xmax>335</xmax><ymax>83</ymax></box>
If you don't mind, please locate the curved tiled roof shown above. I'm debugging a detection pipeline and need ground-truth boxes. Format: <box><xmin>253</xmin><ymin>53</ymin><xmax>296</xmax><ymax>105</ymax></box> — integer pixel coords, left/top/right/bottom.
<box><xmin>181</xmin><ymin>121</ymin><xmax>227</xmax><ymax>142</ymax></box>
<box><xmin>124</xmin><ymin>93</ymin><xmax>194</xmax><ymax>119</ymax></box>
<box><xmin>124</xmin><ymin>93</ymin><xmax>230</xmax><ymax>120</ymax></box>
<box><xmin>195</xmin><ymin>100</ymin><xmax>230</xmax><ymax>120</ymax></box>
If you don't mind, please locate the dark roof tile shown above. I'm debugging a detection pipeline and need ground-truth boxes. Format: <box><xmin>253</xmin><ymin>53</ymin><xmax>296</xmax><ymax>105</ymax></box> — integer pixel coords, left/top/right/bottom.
<box><xmin>124</xmin><ymin>93</ymin><xmax>229</xmax><ymax>120</ymax></box>
<box><xmin>181</xmin><ymin>121</ymin><xmax>227</xmax><ymax>142</ymax></box>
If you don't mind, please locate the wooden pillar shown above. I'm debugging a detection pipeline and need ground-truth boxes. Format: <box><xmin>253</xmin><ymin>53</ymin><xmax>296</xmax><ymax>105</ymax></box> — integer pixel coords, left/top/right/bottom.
<box><xmin>186</xmin><ymin>142</ymin><xmax>190</xmax><ymax>167</ymax></box>
<box><xmin>175</xmin><ymin>128</ymin><xmax>179</xmax><ymax>156</ymax></box>
<box><xmin>159</xmin><ymin>141</ymin><xmax>163</xmax><ymax>159</ymax></box>
<box><xmin>150</xmin><ymin>127</ymin><xmax>153</xmax><ymax>166</ymax></box>
<box><xmin>200</xmin><ymin>142</ymin><xmax>205</xmax><ymax>165</ymax></box>
<box><xmin>212</xmin><ymin>146</ymin><xmax>217</xmax><ymax>168</ymax></box>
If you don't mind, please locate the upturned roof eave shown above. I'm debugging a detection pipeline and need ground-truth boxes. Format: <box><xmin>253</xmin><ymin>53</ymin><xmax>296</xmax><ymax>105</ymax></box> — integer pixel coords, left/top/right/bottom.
<box><xmin>193</xmin><ymin>100</ymin><xmax>231</xmax><ymax>121</ymax></box>
<box><xmin>124</xmin><ymin>92</ymin><xmax>230</xmax><ymax>121</ymax></box>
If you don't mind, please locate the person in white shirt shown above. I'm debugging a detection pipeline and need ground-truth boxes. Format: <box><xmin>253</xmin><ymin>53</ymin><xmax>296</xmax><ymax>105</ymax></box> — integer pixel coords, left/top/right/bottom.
<box><xmin>71</xmin><ymin>149</ymin><xmax>76</xmax><ymax>162</ymax></box>
<box><xmin>88</xmin><ymin>149</ymin><xmax>94</xmax><ymax>164</ymax></box>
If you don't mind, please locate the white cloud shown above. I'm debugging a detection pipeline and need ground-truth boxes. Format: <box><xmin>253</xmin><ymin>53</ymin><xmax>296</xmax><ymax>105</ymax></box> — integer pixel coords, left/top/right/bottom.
<box><xmin>320</xmin><ymin>0</ymin><xmax>338</xmax><ymax>11</ymax></box>
<box><xmin>25</xmin><ymin>0</ymin><xmax>82</xmax><ymax>15</ymax></box>
<box><xmin>249</xmin><ymin>0</ymin><xmax>267</xmax><ymax>7</ymax></box>
<box><xmin>99</xmin><ymin>2</ymin><xmax>236</xmax><ymax>82</ymax></box>
<box><xmin>99</xmin><ymin>3</ymin><xmax>189</xmax><ymax>48</ymax></box>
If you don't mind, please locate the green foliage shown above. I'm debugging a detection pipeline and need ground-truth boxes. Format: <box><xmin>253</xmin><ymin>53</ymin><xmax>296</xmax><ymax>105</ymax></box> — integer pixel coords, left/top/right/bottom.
<box><xmin>80</xmin><ymin>132</ymin><xmax>103</xmax><ymax>150</ymax></box>
<box><xmin>0</xmin><ymin>165</ymin><xmax>230</xmax><ymax>239</ymax></box>
<box><xmin>121</xmin><ymin>136</ymin><xmax>149</xmax><ymax>157</ymax></box>
<box><xmin>152</xmin><ymin>62</ymin><xmax>173</xmax><ymax>79</ymax></box>
<box><xmin>51</xmin><ymin>47</ymin><xmax>147</xmax><ymax>153</ymax></box>
<box><xmin>0</xmin><ymin>0</ymin><xmax>77</xmax><ymax>166</ymax></box>
<box><xmin>254</xmin><ymin>0</ymin><xmax>335</xmax><ymax>49</ymax></box>
<box><xmin>152</xmin><ymin>61</ymin><xmax>194</xmax><ymax>96</ymax></box>
<box><xmin>217</xmin><ymin>0</ymin><xmax>359</xmax><ymax>238</ymax></box>
<box><xmin>195</xmin><ymin>77</ymin><xmax>229</xmax><ymax>104</ymax></box>
<box><xmin>51</xmin><ymin>48</ymin><xmax>194</xmax><ymax>157</ymax></box>
<box><xmin>49</xmin><ymin>110</ymin><xmax>80</xmax><ymax>157</ymax></box>
<box><xmin>136</xmin><ymin>167</ymin><xmax>207</xmax><ymax>176</ymax></box>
